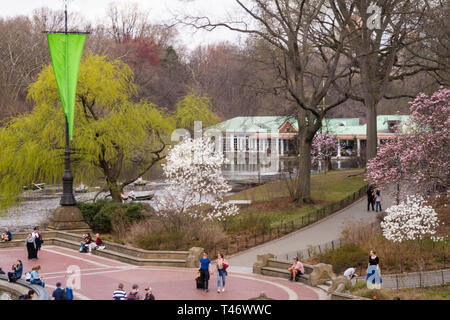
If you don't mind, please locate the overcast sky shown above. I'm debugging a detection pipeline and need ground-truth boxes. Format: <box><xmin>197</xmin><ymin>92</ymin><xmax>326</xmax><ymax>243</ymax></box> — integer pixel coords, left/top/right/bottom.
<box><xmin>0</xmin><ymin>0</ymin><xmax>248</xmax><ymax>50</ymax></box>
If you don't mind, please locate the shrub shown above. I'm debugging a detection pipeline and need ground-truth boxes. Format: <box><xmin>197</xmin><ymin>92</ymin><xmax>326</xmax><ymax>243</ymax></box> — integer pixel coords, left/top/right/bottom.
<box><xmin>77</xmin><ymin>199</ymin><xmax>144</xmax><ymax>233</ymax></box>
<box><xmin>126</xmin><ymin>217</ymin><xmax>227</xmax><ymax>251</ymax></box>
<box><xmin>225</xmin><ymin>212</ymin><xmax>271</xmax><ymax>234</ymax></box>
<box><xmin>318</xmin><ymin>242</ymin><xmax>367</xmax><ymax>274</ymax></box>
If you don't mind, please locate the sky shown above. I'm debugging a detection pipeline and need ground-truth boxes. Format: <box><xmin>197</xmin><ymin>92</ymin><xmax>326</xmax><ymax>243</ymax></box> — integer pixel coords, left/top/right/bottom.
<box><xmin>0</xmin><ymin>0</ymin><xmax>248</xmax><ymax>50</ymax></box>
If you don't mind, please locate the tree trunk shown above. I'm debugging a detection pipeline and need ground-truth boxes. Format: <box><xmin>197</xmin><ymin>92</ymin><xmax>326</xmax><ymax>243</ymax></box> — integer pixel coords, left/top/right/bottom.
<box><xmin>294</xmin><ymin>135</ymin><xmax>313</xmax><ymax>205</ymax></box>
<box><xmin>326</xmin><ymin>156</ymin><xmax>333</xmax><ymax>172</ymax></box>
<box><xmin>107</xmin><ymin>179</ymin><xmax>123</xmax><ymax>203</ymax></box>
<box><xmin>366</xmin><ymin>100</ymin><xmax>378</xmax><ymax>161</ymax></box>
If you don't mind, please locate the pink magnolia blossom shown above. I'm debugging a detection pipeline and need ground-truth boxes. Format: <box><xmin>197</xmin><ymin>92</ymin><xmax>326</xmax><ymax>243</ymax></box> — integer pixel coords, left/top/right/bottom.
<box><xmin>311</xmin><ymin>133</ymin><xmax>338</xmax><ymax>164</ymax></box>
<box><xmin>367</xmin><ymin>88</ymin><xmax>450</xmax><ymax>198</ymax></box>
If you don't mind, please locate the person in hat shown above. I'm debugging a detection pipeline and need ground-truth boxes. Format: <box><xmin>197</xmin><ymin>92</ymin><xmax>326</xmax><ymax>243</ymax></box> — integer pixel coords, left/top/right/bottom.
<box><xmin>51</xmin><ymin>282</ymin><xmax>65</xmax><ymax>300</ymax></box>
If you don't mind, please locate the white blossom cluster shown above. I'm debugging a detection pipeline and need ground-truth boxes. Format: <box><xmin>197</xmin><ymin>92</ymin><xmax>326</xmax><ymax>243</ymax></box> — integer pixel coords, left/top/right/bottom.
<box><xmin>381</xmin><ymin>195</ymin><xmax>440</xmax><ymax>242</ymax></box>
<box><xmin>156</xmin><ymin>137</ymin><xmax>239</xmax><ymax>221</ymax></box>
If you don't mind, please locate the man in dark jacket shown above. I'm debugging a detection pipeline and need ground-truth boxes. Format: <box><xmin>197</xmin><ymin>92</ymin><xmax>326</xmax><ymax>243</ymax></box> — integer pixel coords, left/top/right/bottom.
<box><xmin>367</xmin><ymin>186</ymin><xmax>375</xmax><ymax>211</ymax></box>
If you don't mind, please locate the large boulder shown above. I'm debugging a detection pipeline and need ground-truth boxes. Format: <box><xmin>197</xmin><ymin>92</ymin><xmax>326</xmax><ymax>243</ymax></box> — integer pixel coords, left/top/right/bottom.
<box><xmin>327</xmin><ymin>276</ymin><xmax>352</xmax><ymax>293</ymax></box>
<box><xmin>309</xmin><ymin>263</ymin><xmax>336</xmax><ymax>286</ymax></box>
<box><xmin>253</xmin><ymin>253</ymin><xmax>275</xmax><ymax>274</ymax></box>
<box><xmin>186</xmin><ymin>247</ymin><xmax>204</xmax><ymax>268</ymax></box>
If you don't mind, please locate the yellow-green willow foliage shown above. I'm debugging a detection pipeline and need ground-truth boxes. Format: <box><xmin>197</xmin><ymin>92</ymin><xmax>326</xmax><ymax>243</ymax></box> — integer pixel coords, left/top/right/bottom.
<box><xmin>174</xmin><ymin>90</ymin><xmax>221</xmax><ymax>133</ymax></box>
<box><xmin>0</xmin><ymin>53</ymin><xmax>175</xmax><ymax>209</ymax></box>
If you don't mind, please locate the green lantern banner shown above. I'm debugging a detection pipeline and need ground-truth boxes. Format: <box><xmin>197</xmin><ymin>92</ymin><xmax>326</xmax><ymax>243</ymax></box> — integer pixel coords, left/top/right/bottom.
<box><xmin>47</xmin><ymin>33</ymin><xmax>86</xmax><ymax>140</ymax></box>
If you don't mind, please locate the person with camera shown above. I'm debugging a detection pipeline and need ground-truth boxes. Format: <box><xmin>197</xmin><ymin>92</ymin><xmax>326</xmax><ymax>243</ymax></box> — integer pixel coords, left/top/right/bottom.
<box><xmin>7</xmin><ymin>260</ymin><xmax>23</xmax><ymax>282</ymax></box>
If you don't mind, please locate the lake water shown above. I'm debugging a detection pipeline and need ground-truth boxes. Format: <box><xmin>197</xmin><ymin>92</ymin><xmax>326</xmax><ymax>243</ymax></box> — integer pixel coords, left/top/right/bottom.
<box><xmin>0</xmin><ymin>159</ymin><xmax>359</xmax><ymax>231</ymax></box>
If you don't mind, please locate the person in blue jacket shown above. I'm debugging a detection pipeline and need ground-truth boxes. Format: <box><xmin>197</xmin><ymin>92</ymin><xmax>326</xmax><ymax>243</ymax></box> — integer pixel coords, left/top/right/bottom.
<box><xmin>30</xmin><ymin>265</ymin><xmax>45</xmax><ymax>288</ymax></box>
<box><xmin>8</xmin><ymin>260</ymin><xmax>23</xmax><ymax>282</ymax></box>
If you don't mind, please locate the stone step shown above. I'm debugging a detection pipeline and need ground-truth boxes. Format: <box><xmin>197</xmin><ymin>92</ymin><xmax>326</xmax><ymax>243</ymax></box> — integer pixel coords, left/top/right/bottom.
<box><xmin>92</xmin><ymin>248</ymin><xmax>187</xmax><ymax>267</ymax></box>
<box><xmin>261</xmin><ymin>266</ymin><xmax>311</xmax><ymax>285</ymax></box>
<box><xmin>49</xmin><ymin>238</ymin><xmax>187</xmax><ymax>267</ymax></box>
<box><xmin>4</xmin><ymin>232</ymin><xmax>191</xmax><ymax>268</ymax></box>
<box><xmin>55</xmin><ymin>232</ymin><xmax>189</xmax><ymax>260</ymax></box>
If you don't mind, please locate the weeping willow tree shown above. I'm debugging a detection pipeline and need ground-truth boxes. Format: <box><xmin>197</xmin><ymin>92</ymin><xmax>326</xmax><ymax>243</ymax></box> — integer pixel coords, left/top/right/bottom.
<box><xmin>0</xmin><ymin>53</ymin><xmax>175</xmax><ymax>208</ymax></box>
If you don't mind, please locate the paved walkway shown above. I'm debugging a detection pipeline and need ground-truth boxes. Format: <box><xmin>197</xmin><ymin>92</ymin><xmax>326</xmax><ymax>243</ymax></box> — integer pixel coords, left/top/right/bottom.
<box><xmin>0</xmin><ymin>245</ymin><xmax>326</xmax><ymax>300</ymax></box>
<box><xmin>228</xmin><ymin>193</ymin><xmax>394</xmax><ymax>269</ymax></box>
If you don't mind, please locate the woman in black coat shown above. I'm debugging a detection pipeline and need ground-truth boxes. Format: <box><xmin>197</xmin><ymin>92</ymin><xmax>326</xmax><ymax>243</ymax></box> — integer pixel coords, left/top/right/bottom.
<box><xmin>25</xmin><ymin>233</ymin><xmax>37</xmax><ymax>260</ymax></box>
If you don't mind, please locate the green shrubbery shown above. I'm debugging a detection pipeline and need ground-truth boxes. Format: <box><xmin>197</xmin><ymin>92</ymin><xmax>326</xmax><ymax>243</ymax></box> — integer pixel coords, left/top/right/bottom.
<box><xmin>77</xmin><ymin>199</ymin><xmax>144</xmax><ymax>233</ymax></box>
<box><xmin>318</xmin><ymin>242</ymin><xmax>367</xmax><ymax>274</ymax></box>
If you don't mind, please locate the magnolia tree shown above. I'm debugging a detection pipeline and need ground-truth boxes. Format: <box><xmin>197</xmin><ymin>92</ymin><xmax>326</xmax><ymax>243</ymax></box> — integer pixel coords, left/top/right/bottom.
<box><xmin>367</xmin><ymin>88</ymin><xmax>450</xmax><ymax>199</ymax></box>
<box><xmin>381</xmin><ymin>195</ymin><xmax>440</xmax><ymax>243</ymax></box>
<box><xmin>154</xmin><ymin>137</ymin><xmax>239</xmax><ymax>228</ymax></box>
<box><xmin>311</xmin><ymin>133</ymin><xmax>338</xmax><ymax>172</ymax></box>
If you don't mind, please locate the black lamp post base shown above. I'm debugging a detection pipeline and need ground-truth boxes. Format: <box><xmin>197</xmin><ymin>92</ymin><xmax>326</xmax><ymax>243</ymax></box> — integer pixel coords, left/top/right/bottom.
<box><xmin>49</xmin><ymin>206</ymin><xmax>90</xmax><ymax>230</ymax></box>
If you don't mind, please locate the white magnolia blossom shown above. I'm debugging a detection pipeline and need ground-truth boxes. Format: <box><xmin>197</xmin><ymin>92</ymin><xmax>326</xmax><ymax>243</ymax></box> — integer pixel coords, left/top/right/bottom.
<box><xmin>381</xmin><ymin>195</ymin><xmax>440</xmax><ymax>242</ymax></box>
<box><xmin>155</xmin><ymin>137</ymin><xmax>239</xmax><ymax>221</ymax></box>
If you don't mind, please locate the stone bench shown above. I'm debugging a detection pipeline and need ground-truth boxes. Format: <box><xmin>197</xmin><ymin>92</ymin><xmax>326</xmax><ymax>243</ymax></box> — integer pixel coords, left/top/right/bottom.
<box><xmin>253</xmin><ymin>253</ymin><xmax>335</xmax><ymax>287</ymax></box>
<box><xmin>259</xmin><ymin>266</ymin><xmax>312</xmax><ymax>285</ymax></box>
<box><xmin>228</xmin><ymin>200</ymin><xmax>252</xmax><ymax>207</ymax></box>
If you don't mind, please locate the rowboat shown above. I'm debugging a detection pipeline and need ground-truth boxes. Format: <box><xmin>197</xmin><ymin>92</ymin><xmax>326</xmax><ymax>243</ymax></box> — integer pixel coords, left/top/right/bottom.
<box><xmin>23</xmin><ymin>183</ymin><xmax>45</xmax><ymax>191</ymax></box>
<box><xmin>122</xmin><ymin>193</ymin><xmax>154</xmax><ymax>201</ymax></box>
<box><xmin>75</xmin><ymin>187</ymin><xmax>88</xmax><ymax>193</ymax></box>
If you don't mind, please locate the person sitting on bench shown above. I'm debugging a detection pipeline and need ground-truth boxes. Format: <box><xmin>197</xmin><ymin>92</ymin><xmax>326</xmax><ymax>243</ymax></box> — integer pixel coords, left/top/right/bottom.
<box><xmin>288</xmin><ymin>257</ymin><xmax>304</xmax><ymax>281</ymax></box>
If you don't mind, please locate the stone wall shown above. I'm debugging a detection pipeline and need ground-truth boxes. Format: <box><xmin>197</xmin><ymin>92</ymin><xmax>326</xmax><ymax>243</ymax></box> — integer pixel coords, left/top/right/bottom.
<box><xmin>356</xmin><ymin>269</ymin><xmax>450</xmax><ymax>289</ymax></box>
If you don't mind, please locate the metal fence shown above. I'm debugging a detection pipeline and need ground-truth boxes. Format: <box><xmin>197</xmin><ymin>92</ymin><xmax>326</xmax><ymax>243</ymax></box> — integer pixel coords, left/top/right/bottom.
<box><xmin>212</xmin><ymin>185</ymin><xmax>369</xmax><ymax>258</ymax></box>
<box><xmin>355</xmin><ymin>269</ymin><xmax>450</xmax><ymax>289</ymax></box>
<box><xmin>275</xmin><ymin>238</ymin><xmax>345</xmax><ymax>262</ymax></box>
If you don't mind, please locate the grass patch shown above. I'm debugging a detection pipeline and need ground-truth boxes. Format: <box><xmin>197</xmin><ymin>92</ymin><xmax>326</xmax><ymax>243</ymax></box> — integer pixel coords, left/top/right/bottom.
<box><xmin>350</xmin><ymin>283</ymin><xmax>450</xmax><ymax>300</ymax></box>
<box><xmin>224</xmin><ymin>169</ymin><xmax>366</xmax><ymax>234</ymax></box>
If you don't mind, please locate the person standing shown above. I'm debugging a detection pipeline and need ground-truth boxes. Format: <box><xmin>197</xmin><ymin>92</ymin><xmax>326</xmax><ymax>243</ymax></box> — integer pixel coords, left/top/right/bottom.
<box><xmin>7</xmin><ymin>260</ymin><xmax>23</xmax><ymax>283</ymax></box>
<box><xmin>51</xmin><ymin>282</ymin><xmax>66</xmax><ymax>300</ymax></box>
<box><xmin>32</xmin><ymin>227</ymin><xmax>42</xmax><ymax>252</ymax></box>
<box><xmin>367</xmin><ymin>186</ymin><xmax>375</xmax><ymax>211</ymax></box>
<box><xmin>375</xmin><ymin>190</ymin><xmax>383</xmax><ymax>212</ymax></box>
<box><xmin>199</xmin><ymin>251</ymin><xmax>211</xmax><ymax>292</ymax></box>
<box><xmin>113</xmin><ymin>283</ymin><xmax>127</xmax><ymax>300</ymax></box>
<box><xmin>215</xmin><ymin>253</ymin><xmax>228</xmax><ymax>293</ymax></box>
<box><xmin>127</xmin><ymin>284</ymin><xmax>141</xmax><ymax>300</ymax></box>
<box><xmin>25</xmin><ymin>233</ymin><xmax>37</xmax><ymax>260</ymax></box>
<box><xmin>366</xmin><ymin>250</ymin><xmax>382</xmax><ymax>289</ymax></box>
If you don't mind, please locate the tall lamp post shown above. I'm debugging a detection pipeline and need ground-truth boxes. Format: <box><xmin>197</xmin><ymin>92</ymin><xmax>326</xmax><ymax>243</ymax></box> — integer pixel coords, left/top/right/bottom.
<box><xmin>45</xmin><ymin>1</ymin><xmax>90</xmax><ymax>230</ymax></box>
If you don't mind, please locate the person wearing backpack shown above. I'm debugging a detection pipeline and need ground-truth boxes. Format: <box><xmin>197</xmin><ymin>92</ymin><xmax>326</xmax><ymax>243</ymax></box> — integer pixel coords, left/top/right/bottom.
<box><xmin>127</xmin><ymin>284</ymin><xmax>141</xmax><ymax>300</ymax></box>
<box><xmin>65</xmin><ymin>286</ymin><xmax>73</xmax><ymax>300</ymax></box>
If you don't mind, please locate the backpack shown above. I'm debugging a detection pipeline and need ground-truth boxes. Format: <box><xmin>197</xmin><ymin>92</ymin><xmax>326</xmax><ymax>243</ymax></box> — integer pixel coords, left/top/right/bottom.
<box><xmin>25</xmin><ymin>272</ymin><xmax>31</xmax><ymax>282</ymax></box>
<box><xmin>127</xmin><ymin>292</ymin><xmax>138</xmax><ymax>300</ymax></box>
<box><xmin>65</xmin><ymin>286</ymin><xmax>73</xmax><ymax>300</ymax></box>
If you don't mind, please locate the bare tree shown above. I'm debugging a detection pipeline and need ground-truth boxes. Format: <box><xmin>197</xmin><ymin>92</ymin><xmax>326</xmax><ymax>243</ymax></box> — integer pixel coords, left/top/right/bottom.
<box><xmin>182</xmin><ymin>0</ymin><xmax>352</xmax><ymax>204</ymax></box>
<box><xmin>328</xmin><ymin>0</ymin><xmax>441</xmax><ymax>160</ymax></box>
